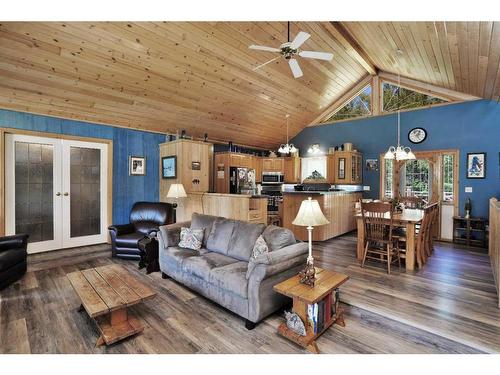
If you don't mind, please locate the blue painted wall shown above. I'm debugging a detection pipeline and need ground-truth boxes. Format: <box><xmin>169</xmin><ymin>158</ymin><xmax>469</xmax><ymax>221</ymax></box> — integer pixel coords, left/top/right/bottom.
<box><xmin>291</xmin><ymin>100</ymin><xmax>500</xmax><ymax>218</ymax></box>
<box><xmin>0</xmin><ymin>109</ymin><xmax>167</xmax><ymax>224</ymax></box>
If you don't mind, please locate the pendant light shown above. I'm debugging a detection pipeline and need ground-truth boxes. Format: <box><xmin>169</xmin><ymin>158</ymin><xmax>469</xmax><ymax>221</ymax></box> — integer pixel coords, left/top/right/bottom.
<box><xmin>278</xmin><ymin>114</ymin><xmax>297</xmax><ymax>154</ymax></box>
<box><xmin>384</xmin><ymin>57</ymin><xmax>416</xmax><ymax>161</ymax></box>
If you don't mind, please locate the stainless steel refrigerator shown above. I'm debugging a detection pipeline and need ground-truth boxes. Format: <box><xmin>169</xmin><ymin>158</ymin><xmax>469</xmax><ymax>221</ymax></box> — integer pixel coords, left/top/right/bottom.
<box><xmin>229</xmin><ymin>167</ymin><xmax>256</xmax><ymax>195</ymax></box>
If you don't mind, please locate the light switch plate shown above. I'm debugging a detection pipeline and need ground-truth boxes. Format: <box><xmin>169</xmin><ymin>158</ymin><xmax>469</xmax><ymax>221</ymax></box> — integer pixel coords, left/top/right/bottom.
<box><xmin>465</xmin><ymin>187</ymin><xmax>473</xmax><ymax>193</ymax></box>
<box><xmin>363</xmin><ymin>186</ymin><xmax>371</xmax><ymax>191</ymax></box>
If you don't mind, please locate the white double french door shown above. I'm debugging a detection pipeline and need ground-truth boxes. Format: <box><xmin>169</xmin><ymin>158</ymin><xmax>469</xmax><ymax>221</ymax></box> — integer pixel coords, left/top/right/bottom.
<box><xmin>5</xmin><ymin>134</ymin><xmax>108</xmax><ymax>253</ymax></box>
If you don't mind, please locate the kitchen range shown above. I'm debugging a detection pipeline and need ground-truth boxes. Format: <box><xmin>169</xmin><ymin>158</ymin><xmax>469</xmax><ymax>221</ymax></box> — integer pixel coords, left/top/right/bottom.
<box><xmin>261</xmin><ymin>171</ymin><xmax>284</xmax><ymax>215</ymax></box>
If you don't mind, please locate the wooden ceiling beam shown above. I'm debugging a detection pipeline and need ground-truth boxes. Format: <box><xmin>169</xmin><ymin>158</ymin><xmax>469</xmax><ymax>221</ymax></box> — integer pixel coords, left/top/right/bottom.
<box><xmin>329</xmin><ymin>22</ymin><xmax>378</xmax><ymax>76</ymax></box>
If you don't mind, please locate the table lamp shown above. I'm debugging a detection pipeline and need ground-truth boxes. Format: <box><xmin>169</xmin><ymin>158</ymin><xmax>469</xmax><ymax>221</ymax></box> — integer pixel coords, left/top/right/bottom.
<box><xmin>292</xmin><ymin>197</ymin><xmax>329</xmax><ymax>287</ymax></box>
<box><xmin>166</xmin><ymin>183</ymin><xmax>187</xmax><ymax>223</ymax></box>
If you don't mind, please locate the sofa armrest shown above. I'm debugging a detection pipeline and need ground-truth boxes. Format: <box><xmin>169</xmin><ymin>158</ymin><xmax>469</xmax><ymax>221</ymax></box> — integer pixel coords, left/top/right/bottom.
<box><xmin>158</xmin><ymin>221</ymin><xmax>191</xmax><ymax>249</ymax></box>
<box><xmin>246</xmin><ymin>242</ymin><xmax>308</xmax><ymax>279</ymax></box>
<box><xmin>0</xmin><ymin>234</ymin><xmax>29</xmax><ymax>252</ymax></box>
<box><xmin>108</xmin><ymin>224</ymin><xmax>135</xmax><ymax>236</ymax></box>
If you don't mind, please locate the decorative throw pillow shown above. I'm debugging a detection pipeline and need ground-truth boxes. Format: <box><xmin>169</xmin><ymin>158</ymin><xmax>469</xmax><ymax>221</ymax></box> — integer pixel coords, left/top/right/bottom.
<box><xmin>251</xmin><ymin>235</ymin><xmax>269</xmax><ymax>259</ymax></box>
<box><xmin>178</xmin><ymin>227</ymin><xmax>204</xmax><ymax>250</ymax></box>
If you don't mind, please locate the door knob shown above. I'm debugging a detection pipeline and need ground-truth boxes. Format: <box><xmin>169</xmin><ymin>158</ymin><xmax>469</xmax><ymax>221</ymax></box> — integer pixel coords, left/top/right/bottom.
<box><xmin>56</xmin><ymin>192</ymin><xmax>61</xmax><ymax>196</ymax></box>
<box><xmin>63</xmin><ymin>192</ymin><xmax>69</xmax><ymax>196</ymax></box>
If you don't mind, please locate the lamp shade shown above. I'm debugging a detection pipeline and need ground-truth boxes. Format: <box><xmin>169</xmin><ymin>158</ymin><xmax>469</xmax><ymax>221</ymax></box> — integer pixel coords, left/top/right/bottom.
<box><xmin>166</xmin><ymin>183</ymin><xmax>187</xmax><ymax>199</ymax></box>
<box><xmin>292</xmin><ymin>197</ymin><xmax>330</xmax><ymax>227</ymax></box>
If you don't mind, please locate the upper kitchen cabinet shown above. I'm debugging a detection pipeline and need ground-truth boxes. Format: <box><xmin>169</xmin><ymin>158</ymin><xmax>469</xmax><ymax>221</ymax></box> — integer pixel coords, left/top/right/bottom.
<box><xmin>262</xmin><ymin>158</ymin><xmax>284</xmax><ymax>173</ymax></box>
<box><xmin>328</xmin><ymin>151</ymin><xmax>363</xmax><ymax>185</ymax></box>
<box><xmin>284</xmin><ymin>157</ymin><xmax>301</xmax><ymax>183</ymax></box>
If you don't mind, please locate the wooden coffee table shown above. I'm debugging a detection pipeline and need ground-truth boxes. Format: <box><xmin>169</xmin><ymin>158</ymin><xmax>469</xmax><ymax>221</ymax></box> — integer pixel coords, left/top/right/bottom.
<box><xmin>67</xmin><ymin>264</ymin><xmax>156</xmax><ymax>346</ymax></box>
<box><xmin>273</xmin><ymin>267</ymin><xmax>349</xmax><ymax>354</ymax></box>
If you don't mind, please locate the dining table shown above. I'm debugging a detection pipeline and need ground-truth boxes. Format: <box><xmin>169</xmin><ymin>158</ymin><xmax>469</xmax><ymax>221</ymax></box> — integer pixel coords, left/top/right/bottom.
<box><xmin>355</xmin><ymin>209</ymin><xmax>424</xmax><ymax>271</ymax></box>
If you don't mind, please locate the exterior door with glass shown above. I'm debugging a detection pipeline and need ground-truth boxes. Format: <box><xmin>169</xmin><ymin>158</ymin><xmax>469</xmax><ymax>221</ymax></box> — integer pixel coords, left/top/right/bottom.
<box><xmin>5</xmin><ymin>134</ymin><xmax>108</xmax><ymax>253</ymax></box>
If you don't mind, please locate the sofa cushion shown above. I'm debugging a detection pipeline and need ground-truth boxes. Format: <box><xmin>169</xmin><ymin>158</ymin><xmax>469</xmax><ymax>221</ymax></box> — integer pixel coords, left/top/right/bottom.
<box><xmin>227</xmin><ymin>221</ymin><xmax>265</xmax><ymax>261</ymax></box>
<box><xmin>162</xmin><ymin>246</ymin><xmax>201</xmax><ymax>265</ymax></box>
<box><xmin>209</xmin><ymin>261</ymin><xmax>249</xmax><ymax>298</ymax></box>
<box><xmin>178</xmin><ymin>227</ymin><xmax>204</xmax><ymax>250</ymax></box>
<box><xmin>115</xmin><ymin>232</ymin><xmax>146</xmax><ymax>248</ymax></box>
<box><xmin>182</xmin><ymin>252</ymin><xmax>237</xmax><ymax>280</ymax></box>
<box><xmin>191</xmin><ymin>213</ymin><xmax>220</xmax><ymax>247</ymax></box>
<box><xmin>206</xmin><ymin>218</ymin><xmax>237</xmax><ymax>255</ymax></box>
<box><xmin>262</xmin><ymin>225</ymin><xmax>296</xmax><ymax>251</ymax></box>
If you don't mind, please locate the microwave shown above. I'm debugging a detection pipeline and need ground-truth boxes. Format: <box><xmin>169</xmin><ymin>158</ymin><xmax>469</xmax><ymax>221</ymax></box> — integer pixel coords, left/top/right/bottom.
<box><xmin>262</xmin><ymin>171</ymin><xmax>284</xmax><ymax>184</ymax></box>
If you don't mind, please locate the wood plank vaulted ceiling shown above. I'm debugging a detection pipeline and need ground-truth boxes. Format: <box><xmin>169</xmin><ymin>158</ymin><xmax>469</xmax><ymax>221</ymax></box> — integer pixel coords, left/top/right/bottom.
<box><xmin>0</xmin><ymin>22</ymin><xmax>499</xmax><ymax>149</ymax></box>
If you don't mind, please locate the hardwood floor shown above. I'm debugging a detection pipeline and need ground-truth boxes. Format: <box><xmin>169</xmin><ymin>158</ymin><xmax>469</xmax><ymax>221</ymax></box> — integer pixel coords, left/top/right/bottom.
<box><xmin>1</xmin><ymin>234</ymin><xmax>499</xmax><ymax>354</ymax></box>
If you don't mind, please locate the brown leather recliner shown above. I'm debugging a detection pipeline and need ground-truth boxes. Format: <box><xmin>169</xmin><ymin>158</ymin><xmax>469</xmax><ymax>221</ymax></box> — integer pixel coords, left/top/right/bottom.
<box><xmin>108</xmin><ymin>202</ymin><xmax>174</xmax><ymax>259</ymax></box>
<box><xmin>0</xmin><ymin>234</ymin><xmax>29</xmax><ymax>290</ymax></box>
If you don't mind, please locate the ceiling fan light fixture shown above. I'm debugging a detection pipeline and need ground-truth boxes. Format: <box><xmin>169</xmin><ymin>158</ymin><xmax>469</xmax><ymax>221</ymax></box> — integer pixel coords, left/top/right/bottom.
<box><xmin>248</xmin><ymin>22</ymin><xmax>334</xmax><ymax>79</ymax></box>
<box><xmin>384</xmin><ymin>147</ymin><xmax>396</xmax><ymax>160</ymax></box>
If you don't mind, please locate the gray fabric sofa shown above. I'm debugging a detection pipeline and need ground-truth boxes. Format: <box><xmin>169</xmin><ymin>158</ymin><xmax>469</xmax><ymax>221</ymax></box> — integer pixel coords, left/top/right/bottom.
<box><xmin>158</xmin><ymin>213</ymin><xmax>308</xmax><ymax>329</ymax></box>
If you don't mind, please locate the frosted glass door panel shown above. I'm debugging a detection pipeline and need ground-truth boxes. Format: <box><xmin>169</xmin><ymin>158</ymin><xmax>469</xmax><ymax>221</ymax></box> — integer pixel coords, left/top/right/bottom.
<box><xmin>14</xmin><ymin>142</ymin><xmax>54</xmax><ymax>243</ymax></box>
<box><xmin>70</xmin><ymin>147</ymin><xmax>101</xmax><ymax>238</ymax></box>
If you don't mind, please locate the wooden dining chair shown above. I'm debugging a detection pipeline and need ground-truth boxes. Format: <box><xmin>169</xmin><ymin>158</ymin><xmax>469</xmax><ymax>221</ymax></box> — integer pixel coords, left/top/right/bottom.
<box><xmin>415</xmin><ymin>202</ymin><xmax>440</xmax><ymax>267</ymax></box>
<box><xmin>360</xmin><ymin>201</ymin><xmax>401</xmax><ymax>274</ymax></box>
<box><xmin>424</xmin><ymin>203</ymin><xmax>439</xmax><ymax>258</ymax></box>
<box><xmin>415</xmin><ymin>205</ymin><xmax>431</xmax><ymax>267</ymax></box>
<box><xmin>398</xmin><ymin>195</ymin><xmax>426</xmax><ymax>209</ymax></box>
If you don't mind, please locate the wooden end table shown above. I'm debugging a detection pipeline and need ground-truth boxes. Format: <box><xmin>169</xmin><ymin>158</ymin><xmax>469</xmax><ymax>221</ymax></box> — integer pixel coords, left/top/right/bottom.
<box><xmin>273</xmin><ymin>267</ymin><xmax>349</xmax><ymax>354</ymax></box>
<box><xmin>67</xmin><ymin>264</ymin><xmax>156</xmax><ymax>346</ymax></box>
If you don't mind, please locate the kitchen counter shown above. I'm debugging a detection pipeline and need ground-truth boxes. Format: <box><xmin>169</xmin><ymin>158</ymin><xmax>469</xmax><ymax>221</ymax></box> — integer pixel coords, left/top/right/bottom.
<box><xmin>283</xmin><ymin>190</ymin><xmax>362</xmax><ymax>195</ymax></box>
<box><xmin>282</xmin><ymin>190</ymin><xmax>363</xmax><ymax>241</ymax></box>
<box><xmin>163</xmin><ymin>192</ymin><xmax>267</xmax><ymax>224</ymax></box>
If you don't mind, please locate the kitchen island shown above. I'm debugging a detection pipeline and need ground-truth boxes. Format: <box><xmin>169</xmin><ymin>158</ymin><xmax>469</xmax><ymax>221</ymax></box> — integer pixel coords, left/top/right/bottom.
<box><xmin>163</xmin><ymin>192</ymin><xmax>268</xmax><ymax>224</ymax></box>
<box><xmin>282</xmin><ymin>191</ymin><xmax>362</xmax><ymax>241</ymax></box>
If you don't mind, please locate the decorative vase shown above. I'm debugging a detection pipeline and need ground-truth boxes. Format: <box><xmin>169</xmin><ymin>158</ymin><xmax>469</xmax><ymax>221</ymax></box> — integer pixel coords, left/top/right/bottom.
<box><xmin>465</xmin><ymin>198</ymin><xmax>472</xmax><ymax>219</ymax></box>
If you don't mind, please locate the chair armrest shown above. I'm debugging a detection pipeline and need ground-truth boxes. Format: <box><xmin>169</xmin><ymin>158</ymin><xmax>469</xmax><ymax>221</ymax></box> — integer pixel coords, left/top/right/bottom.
<box><xmin>0</xmin><ymin>234</ymin><xmax>29</xmax><ymax>252</ymax></box>
<box><xmin>158</xmin><ymin>221</ymin><xmax>191</xmax><ymax>249</ymax></box>
<box><xmin>108</xmin><ymin>224</ymin><xmax>135</xmax><ymax>236</ymax></box>
<box><xmin>246</xmin><ymin>242</ymin><xmax>308</xmax><ymax>279</ymax></box>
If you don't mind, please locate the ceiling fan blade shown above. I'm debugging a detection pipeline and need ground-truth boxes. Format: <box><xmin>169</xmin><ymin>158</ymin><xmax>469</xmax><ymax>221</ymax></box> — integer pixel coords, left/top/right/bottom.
<box><xmin>252</xmin><ymin>56</ymin><xmax>281</xmax><ymax>71</ymax></box>
<box><xmin>290</xmin><ymin>31</ymin><xmax>311</xmax><ymax>49</ymax></box>
<box><xmin>288</xmin><ymin>58</ymin><xmax>303</xmax><ymax>78</ymax></box>
<box><xmin>248</xmin><ymin>45</ymin><xmax>281</xmax><ymax>53</ymax></box>
<box><xmin>298</xmin><ymin>50</ymin><xmax>334</xmax><ymax>61</ymax></box>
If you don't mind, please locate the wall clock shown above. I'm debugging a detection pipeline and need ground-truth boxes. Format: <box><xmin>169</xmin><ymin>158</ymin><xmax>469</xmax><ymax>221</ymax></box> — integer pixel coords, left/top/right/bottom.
<box><xmin>408</xmin><ymin>127</ymin><xmax>427</xmax><ymax>144</ymax></box>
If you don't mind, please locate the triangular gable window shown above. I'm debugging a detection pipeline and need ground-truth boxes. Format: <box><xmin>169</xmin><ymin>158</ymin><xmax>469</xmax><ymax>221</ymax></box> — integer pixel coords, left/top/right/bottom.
<box><xmin>382</xmin><ymin>82</ymin><xmax>447</xmax><ymax>112</ymax></box>
<box><xmin>323</xmin><ymin>85</ymin><xmax>372</xmax><ymax>122</ymax></box>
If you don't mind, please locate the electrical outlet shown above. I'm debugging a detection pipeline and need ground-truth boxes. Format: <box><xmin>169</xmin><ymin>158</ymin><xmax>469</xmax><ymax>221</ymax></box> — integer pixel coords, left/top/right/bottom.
<box><xmin>465</xmin><ymin>187</ymin><xmax>473</xmax><ymax>193</ymax></box>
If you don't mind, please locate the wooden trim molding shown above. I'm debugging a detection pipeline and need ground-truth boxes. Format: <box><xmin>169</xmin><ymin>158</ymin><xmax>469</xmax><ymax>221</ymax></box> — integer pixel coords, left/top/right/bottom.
<box><xmin>309</xmin><ymin>75</ymin><xmax>372</xmax><ymax>126</ymax></box>
<box><xmin>0</xmin><ymin>127</ymin><xmax>113</xmax><ymax>238</ymax></box>
<box><xmin>378</xmin><ymin>71</ymin><xmax>481</xmax><ymax>102</ymax></box>
<box><xmin>308</xmin><ymin>69</ymin><xmax>482</xmax><ymax>128</ymax></box>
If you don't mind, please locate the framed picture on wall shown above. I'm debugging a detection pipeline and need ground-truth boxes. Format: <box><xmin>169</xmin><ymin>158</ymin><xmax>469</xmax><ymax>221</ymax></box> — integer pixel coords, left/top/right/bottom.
<box><xmin>365</xmin><ymin>159</ymin><xmax>379</xmax><ymax>171</ymax></box>
<box><xmin>162</xmin><ymin>156</ymin><xmax>177</xmax><ymax>179</ymax></box>
<box><xmin>129</xmin><ymin>156</ymin><xmax>146</xmax><ymax>176</ymax></box>
<box><xmin>467</xmin><ymin>152</ymin><xmax>486</xmax><ymax>179</ymax></box>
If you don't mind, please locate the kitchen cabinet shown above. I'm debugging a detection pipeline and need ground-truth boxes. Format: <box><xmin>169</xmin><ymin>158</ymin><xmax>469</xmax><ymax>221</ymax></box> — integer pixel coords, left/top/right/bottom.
<box><xmin>262</xmin><ymin>158</ymin><xmax>284</xmax><ymax>173</ymax></box>
<box><xmin>253</xmin><ymin>156</ymin><xmax>263</xmax><ymax>182</ymax></box>
<box><xmin>328</xmin><ymin>151</ymin><xmax>362</xmax><ymax>185</ymax></box>
<box><xmin>284</xmin><ymin>157</ymin><xmax>301</xmax><ymax>183</ymax></box>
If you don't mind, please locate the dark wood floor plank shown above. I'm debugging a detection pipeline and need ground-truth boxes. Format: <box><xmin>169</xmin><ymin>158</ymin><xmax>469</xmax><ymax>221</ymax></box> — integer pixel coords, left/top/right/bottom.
<box><xmin>1</xmin><ymin>235</ymin><xmax>498</xmax><ymax>354</ymax></box>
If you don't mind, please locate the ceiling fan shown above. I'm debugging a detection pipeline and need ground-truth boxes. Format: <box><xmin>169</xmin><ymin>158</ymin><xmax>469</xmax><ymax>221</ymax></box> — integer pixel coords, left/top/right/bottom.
<box><xmin>248</xmin><ymin>22</ymin><xmax>334</xmax><ymax>78</ymax></box>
